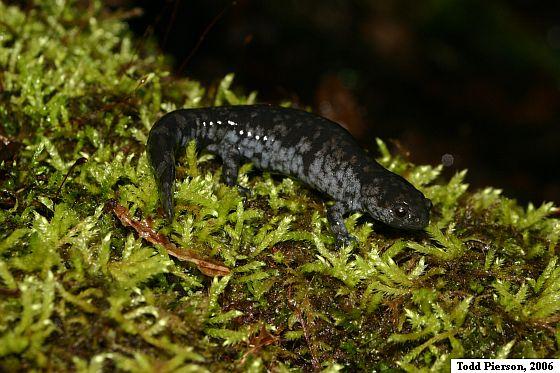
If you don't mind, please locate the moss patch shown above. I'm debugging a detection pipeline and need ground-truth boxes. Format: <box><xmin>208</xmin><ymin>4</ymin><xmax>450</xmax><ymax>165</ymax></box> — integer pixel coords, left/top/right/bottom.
<box><xmin>0</xmin><ymin>1</ymin><xmax>559</xmax><ymax>371</ymax></box>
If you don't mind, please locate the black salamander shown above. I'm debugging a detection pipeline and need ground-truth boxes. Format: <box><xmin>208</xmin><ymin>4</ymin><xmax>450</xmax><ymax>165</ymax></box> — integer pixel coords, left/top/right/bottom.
<box><xmin>146</xmin><ymin>104</ymin><xmax>432</xmax><ymax>245</ymax></box>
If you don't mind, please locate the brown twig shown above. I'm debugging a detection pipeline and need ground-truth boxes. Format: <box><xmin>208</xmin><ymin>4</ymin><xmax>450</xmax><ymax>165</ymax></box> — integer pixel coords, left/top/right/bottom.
<box><xmin>295</xmin><ymin>308</ymin><xmax>320</xmax><ymax>371</ymax></box>
<box><xmin>108</xmin><ymin>199</ymin><xmax>230</xmax><ymax>277</ymax></box>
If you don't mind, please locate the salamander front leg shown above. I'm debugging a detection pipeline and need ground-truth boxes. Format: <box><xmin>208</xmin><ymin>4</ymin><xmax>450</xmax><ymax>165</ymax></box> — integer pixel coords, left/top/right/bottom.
<box><xmin>327</xmin><ymin>201</ymin><xmax>357</xmax><ymax>248</ymax></box>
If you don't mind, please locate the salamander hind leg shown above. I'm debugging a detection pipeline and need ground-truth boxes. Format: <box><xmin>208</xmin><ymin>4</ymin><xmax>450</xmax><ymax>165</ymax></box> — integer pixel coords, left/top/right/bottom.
<box><xmin>218</xmin><ymin>146</ymin><xmax>240</xmax><ymax>186</ymax></box>
<box><xmin>217</xmin><ymin>144</ymin><xmax>250</xmax><ymax>195</ymax></box>
<box><xmin>222</xmin><ymin>155</ymin><xmax>240</xmax><ymax>187</ymax></box>
<box><xmin>327</xmin><ymin>201</ymin><xmax>358</xmax><ymax>248</ymax></box>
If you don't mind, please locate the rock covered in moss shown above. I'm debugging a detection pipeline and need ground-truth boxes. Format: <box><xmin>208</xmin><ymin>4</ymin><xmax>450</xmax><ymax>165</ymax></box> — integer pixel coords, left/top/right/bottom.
<box><xmin>0</xmin><ymin>1</ymin><xmax>558</xmax><ymax>371</ymax></box>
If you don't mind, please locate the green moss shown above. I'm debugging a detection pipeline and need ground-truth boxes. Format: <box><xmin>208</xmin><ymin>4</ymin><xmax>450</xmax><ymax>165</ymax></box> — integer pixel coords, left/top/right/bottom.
<box><xmin>0</xmin><ymin>1</ymin><xmax>559</xmax><ymax>371</ymax></box>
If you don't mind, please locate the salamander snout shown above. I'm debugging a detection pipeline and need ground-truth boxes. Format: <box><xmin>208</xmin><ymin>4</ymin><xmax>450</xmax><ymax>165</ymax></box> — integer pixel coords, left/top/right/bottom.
<box><xmin>425</xmin><ymin>198</ymin><xmax>433</xmax><ymax>212</ymax></box>
<box><xmin>362</xmin><ymin>178</ymin><xmax>432</xmax><ymax>231</ymax></box>
<box><xmin>387</xmin><ymin>198</ymin><xmax>430</xmax><ymax>230</ymax></box>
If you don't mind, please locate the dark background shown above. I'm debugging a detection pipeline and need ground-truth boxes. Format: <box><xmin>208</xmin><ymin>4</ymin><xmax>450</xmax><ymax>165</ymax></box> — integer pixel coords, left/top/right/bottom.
<box><xmin>121</xmin><ymin>0</ymin><xmax>560</xmax><ymax>205</ymax></box>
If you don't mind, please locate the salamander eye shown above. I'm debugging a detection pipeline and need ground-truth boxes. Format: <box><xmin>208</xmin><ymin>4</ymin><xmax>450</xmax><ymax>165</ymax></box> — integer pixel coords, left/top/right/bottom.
<box><xmin>393</xmin><ymin>205</ymin><xmax>408</xmax><ymax>218</ymax></box>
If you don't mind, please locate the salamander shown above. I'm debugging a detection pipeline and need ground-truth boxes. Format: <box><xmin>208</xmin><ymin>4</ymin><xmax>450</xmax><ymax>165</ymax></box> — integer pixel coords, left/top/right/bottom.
<box><xmin>146</xmin><ymin>104</ymin><xmax>432</xmax><ymax>245</ymax></box>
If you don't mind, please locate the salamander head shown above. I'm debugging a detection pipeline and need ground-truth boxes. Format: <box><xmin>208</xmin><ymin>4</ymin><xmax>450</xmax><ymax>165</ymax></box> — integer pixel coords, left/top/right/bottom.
<box><xmin>361</xmin><ymin>174</ymin><xmax>432</xmax><ymax>230</ymax></box>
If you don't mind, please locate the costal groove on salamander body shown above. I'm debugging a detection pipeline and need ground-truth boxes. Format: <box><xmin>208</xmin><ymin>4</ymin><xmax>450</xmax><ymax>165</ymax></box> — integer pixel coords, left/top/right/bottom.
<box><xmin>146</xmin><ymin>104</ymin><xmax>432</xmax><ymax>245</ymax></box>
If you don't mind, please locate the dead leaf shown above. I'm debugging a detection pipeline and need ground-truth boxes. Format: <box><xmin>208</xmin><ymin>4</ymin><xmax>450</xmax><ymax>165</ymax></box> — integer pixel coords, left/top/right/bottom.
<box><xmin>108</xmin><ymin>199</ymin><xmax>230</xmax><ymax>276</ymax></box>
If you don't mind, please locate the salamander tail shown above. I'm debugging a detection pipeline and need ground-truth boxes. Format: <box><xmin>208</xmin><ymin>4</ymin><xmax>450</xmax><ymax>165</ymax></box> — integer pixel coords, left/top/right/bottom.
<box><xmin>147</xmin><ymin>119</ymin><xmax>180</xmax><ymax>222</ymax></box>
